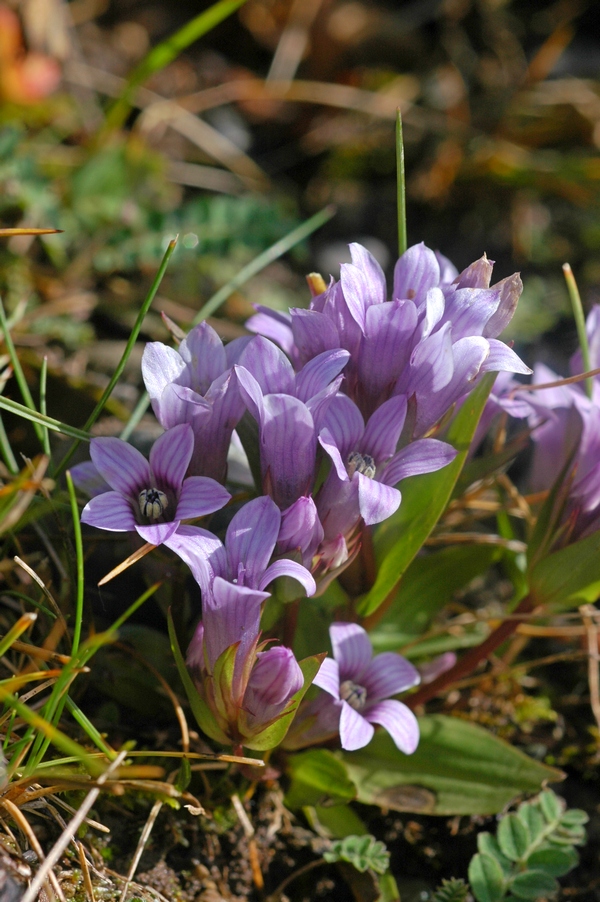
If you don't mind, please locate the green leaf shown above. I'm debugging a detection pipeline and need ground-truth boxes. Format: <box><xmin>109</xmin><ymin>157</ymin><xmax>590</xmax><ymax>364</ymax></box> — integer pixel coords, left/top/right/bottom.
<box><xmin>285</xmin><ymin>749</ymin><xmax>357</xmax><ymax>810</ymax></box>
<box><xmin>529</xmin><ymin>529</ymin><xmax>600</xmax><ymax>609</ymax></box>
<box><xmin>468</xmin><ymin>853</ymin><xmax>505</xmax><ymax>902</ymax></box>
<box><xmin>538</xmin><ymin>789</ymin><xmax>564</xmax><ymax>824</ymax></box>
<box><xmin>342</xmin><ymin>715</ymin><xmax>562</xmax><ymax>816</ymax></box>
<box><xmin>174</xmin><ymin>756</ymin><xmax>192</xmax><ymax>793</ymax></box>
<box><xmin>559</xmin><ymin>809</ymin><xmax>589</xmax><ymax>827</ymax></box>
<box><xmin>369</xmin><ymin>544</ymin><xmax>498</xmax><ymax>651</ymax></box>
<box><xmin>497</xmin><ymin>814</ymin><xmax>530</xmax><ymax>862</ymax></box>
<box><xmin>358</xmin><ymin>374</ymin><xmax>496</xmax><ymax>618</ymax></box>
<box><xmin>324</xmin><ymin>835</ymin><xmax>390</xmax><ymax>875</ymax></box>
<box><xmin>477</xmin><ymin>834</ymin><xmax>512</xmax><ymax>875</ymax></box>
<box><xmin>517</xmin><ymin>802</ymin><xmax>545</xmax><ymax>844</ymax></box>
<box><xmin>304</xmin><ymin>803</ymin><xmax>368</xmax><ymax>839</ymax></box>
<box><xmin>167</xmin><ymin>609</ymin><xmax>230</xmax><ymax>745</ymax></box>
<box><xmin>526</xmin><ymin>846</ymin><xmax>578</xmax><ymax>877</ymax></box>
<box><xmin>242</xmin><ymin>653</ymin><xmax>324</xmax><ymax>751</ymax></box>
<box><xmin>509</xmin><ymin>870</ymin><xmax>558</xmax><ymax>899</ymax></box>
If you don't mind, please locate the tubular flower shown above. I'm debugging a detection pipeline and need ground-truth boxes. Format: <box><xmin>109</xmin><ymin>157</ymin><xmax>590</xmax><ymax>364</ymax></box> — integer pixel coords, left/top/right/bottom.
<box><xmin>312</xmin><ymin>622</ymin><xmax>420</xmax><ymax>752</ymax></box>
<box><xmin>80</xmin><ymin>423</ymin><xmax>231</xmax><ymax>546</ymax></box>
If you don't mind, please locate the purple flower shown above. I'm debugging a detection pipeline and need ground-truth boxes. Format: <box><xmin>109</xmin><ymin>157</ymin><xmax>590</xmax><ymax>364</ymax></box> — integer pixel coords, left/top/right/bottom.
<box><xmin>142</xmin><ymin>321</ymin><xmax>249</xmax><ymax>482</ymax></box>
<box><xmin>315</xmin><ymin>394</ymin><xmax>457</xmax><ymax>559</ymax></box>
<box><xmin>80</xmin><ymin>423</ymin><xmax>231</xmax><ymax>546</ymax></box>
<box><xmin>247</xmin><ymin>242</ymin><xmax>530</xmax><ymax>431</ymax></box>
<box><xmin>313</xmin><ymin>622</ymin><xmax>420</xmax><ymax>752</ymax></box>
<box><xmin>277</xmin><ymin>495</ymin><xmax>324</xmax><ymax>570</ymax></box>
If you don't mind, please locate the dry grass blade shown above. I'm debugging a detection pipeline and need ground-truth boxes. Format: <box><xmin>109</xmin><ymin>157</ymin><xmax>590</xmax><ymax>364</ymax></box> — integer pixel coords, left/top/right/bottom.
<box><xmin>13</xmin><ymin>557</ymin><xmax>68</xmax><ymax>630</ymax></box>
<box><xmin>118</xmin><ymin>798</ymin><xmax>163</xmax><ymax>902</ymax></box>
<box><xmin>97</xmin><ymin>542</ymin><xmax>156</xmax><ymax>585</ymax></box>
<box><xmin>580</xmin><ymin>604</ymin><xmax>600</xmax><ymax>732</ymax></box>
<box><xmin>0</xmin><ymin>229</ymin><xmax>62</xmax><ymax>237</ymax></box>
<box><xmin>1</xmin><ymin>798</ymin><xmax>65</xmax><ymax>902</ymax></box>
<box><xmin>19</xmin><ymin>750</ymin><xmax>128</xmax><ymax>902</ymax></box>
<box><xmin>77</xmin><ymin>840</ymin><xmax>96</xmax><ymax>902</ymax></box>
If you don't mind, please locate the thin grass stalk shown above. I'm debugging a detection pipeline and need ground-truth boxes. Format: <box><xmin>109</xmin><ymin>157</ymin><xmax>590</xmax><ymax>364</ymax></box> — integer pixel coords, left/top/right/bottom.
<box><xmin>119</xmin><ymin>389</ymin><xmax>150</xmax><ymax>441</ymax></box>
<box><xmin>39</xmin><ymin>356</ymin><xmax>51</xmax><ymax>457</ymax></box>
<box><xmin>192</xmin><ymin>206</ymin><xmax>335</xmax><ymax>325</ymax></box>
<box><xmin>65</xmin><ymin>471</ymin><xmax>84</xmax><ymax>655</ymax></box>
<box><xmin>64</xmin><ymin>697</ymin><xmax>116</xmax><ymax>760</ymax></box>
<box><xmin>101</xmin><ymin>0</ymin><xmax>248</xmax><ymax>136</ymax></box>
<box><xmin>0</xmin><ymin>397</ymin><xmax>91</xmax><ymax>441</ymax></box>
<box><xmin>0</xmin><ymin>412</ymin><xmax>18</xmax><ymax>474</ymax></box>
<box><xmin>563</xmin><ymin>262</ymin><xmax>592</xmax><ymax>398</ymax></box>
<box><xmin>0</xmin><ymin>612</ymin><xmax>37</xmax><ymax>657</ymax></box>
<box><xmin>0</xmin><ymin>298</ymin><xmax>44</xmax><ymax>446</ymax></box>
<box><xmin>55</xmin><ymin>238</ymin><xmax>178</xmax><ymax>478</ymax></box>
<box><xmin>396</xmin><ymin>110</ymin><xmax>407</xmax><ymax>257</ymax></box>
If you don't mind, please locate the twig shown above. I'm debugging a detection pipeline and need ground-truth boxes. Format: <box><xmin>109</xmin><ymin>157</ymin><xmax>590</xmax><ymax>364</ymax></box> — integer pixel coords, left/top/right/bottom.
<box><xmin>118</xmin><ymin>799</ymin><xmax>163</xmax><ymax>902</ymax></box>
<box><xmin>77</xmin><ymin>841</ymin><xmax>96</xmax><ymax>902</ymax></box>
<box><xmin>2</xmin><ymin>798</ymin><xmax>65</xmax><ymax>902</ymax></box>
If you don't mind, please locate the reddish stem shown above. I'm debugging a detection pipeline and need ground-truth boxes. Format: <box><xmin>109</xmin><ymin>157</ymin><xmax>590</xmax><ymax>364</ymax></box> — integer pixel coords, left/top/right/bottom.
<box><xmin>406</xmin><ymin>594</ymin><xmax>535</xmax><ymax>709</ymax></box>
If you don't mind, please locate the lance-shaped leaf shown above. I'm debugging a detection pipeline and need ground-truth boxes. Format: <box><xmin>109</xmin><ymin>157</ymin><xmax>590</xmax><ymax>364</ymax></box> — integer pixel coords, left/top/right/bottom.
<box><xmin>358</xmin><ymin>374</ymin><xmax>496</xmax><ymax>618</ymax></box>
<box><xmin>341</xmin><ymin>714</ymin><xmax>562</xmax><ymax>816</ymax></box>
<box><xmin>529</xmin><ymin>528</ymin><xmax>600</xmax><ymax>609</ymax></box>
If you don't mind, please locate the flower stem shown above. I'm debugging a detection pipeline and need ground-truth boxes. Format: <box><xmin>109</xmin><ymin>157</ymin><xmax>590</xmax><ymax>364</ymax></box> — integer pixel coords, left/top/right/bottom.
<box><xmin>563</xmin><ymin>262</ymin><xmax>592</xmax><ymax>398</ymax></box>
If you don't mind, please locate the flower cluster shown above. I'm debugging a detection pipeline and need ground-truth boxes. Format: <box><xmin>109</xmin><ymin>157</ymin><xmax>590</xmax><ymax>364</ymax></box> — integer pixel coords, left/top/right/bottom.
<box><xmin>74</xmin><ymin>241</ymin><xmax>528</xmax><ymax>753</ymax></box>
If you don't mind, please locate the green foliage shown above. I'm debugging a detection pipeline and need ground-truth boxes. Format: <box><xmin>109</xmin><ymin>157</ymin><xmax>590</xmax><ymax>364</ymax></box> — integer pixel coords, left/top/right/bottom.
<box><xmin>431</xmin><ymin>878</ymin><xmax>471</xmax><ymax>902</ymax></box>
<box><xmin>468</xmin><ymin>790</ymin><xmax>587</xmax><ymax>902</ymax></box>
<box><xmin>323</xmin><ymin>834</ymin><xmax>390</xmax><ymax>875</ymax></box>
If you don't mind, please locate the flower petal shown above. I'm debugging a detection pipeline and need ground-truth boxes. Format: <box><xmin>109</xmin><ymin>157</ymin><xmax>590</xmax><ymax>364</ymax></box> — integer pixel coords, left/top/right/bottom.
<box><xmin>381</xmin><ymin>438</ymin><xmax>457</xmax><ymax>486</ymax></box>
<box><xmin>136</xmin><ymin>521</ymin><xmax>179</xmax><ymax>545</ymax></box>
<box><xmin>361</xmin><ymin>395</ymin><xmax>407</xmax><ymax>463</ymax></box>
<box><xmin>245</xmin><ymin>305</ymin><xmax>295</xmax><ymax>357</ymax></box>
<box><xmin>363</xmin><ymin>652</ymin><xmax>420</xmax><ymax>698</ymax></box>
<box><xmin>295</xmin><ymin>349</ymin><xmax>350</xmax><ymax>403</ymax></box>
<box><xmin>393</xmin><ymin>242</ymin><xmax>440</xmax><ymax>307</ymax></box>
<box><xmin>259</xmin><ymin>559</ymin><xmax>316</xmax><ymax>596</ymax></box>
<box><xmin>142</xmin><ymin>342</ymin><xmax>187</xmax><ymax>405</ymax></box>
<box><xmin>321</xmin><ymin>394</ymin><xmax>364</xmax><ymax>459</ymax></box>
<box><xmin>70</xmin><ymin>461</ymin><xmax>111</xmax><ymax>498</ymax></box>
<box><xmin>237</xmin><ymin>335</ymin><xmax>295</xmax><ymax>395</ymax></box>
<box><xmin>149</xmin><ymin>424</ymin><xmax>194</xmax><ymax>492</ymax></box>
<box><xmin>364</xmin><ymin>699</ymin><xmax>419</xmax><ymax>754</ymax></box>
<box><xmin>175</xmin><ymin>477</ymin><xmax>231</xmax><ymax>521</ymax></box>
<box><xmin>225</xmin><ymin>495</ymin><xmax>281</xmax><ymax>587</ymax></box>
<box><xmin>163</xmin><ymin>525</ymin><xmax>226</xmax><ymax>595</ymax></box>
<box><xmin>90</xmin><ymin>437</ymin><xmax>151</xmax><ymax>497</ymax></box>
<box><xmin>319</xmin><ymin>427</ymin><xmax>350</xmax><ymax>482</ymax></box>
<box><xmin>340</xmin><ymin>701</ymin><xmax>374</xmax><ymax>750</ymax></box>
<box><xmin>179</xmin><ymin>321</ymin><xmax>227</xmax><ymax>393</ymax></box>
<box><xmin>482</xmin><ymin>339</ymin><xmax>532</xmax><ymax>376</ymax></box>
<box><xmin>81</xmin><ymin>491</ymin><xmax>136</xmax><ymax>531</ymax></box>
<box><xmin>312</xmin><ymin>656</ymin><xmax>340</xmax><ymax>699</ymax></box>
<box><xmin>330</xmin><ymin>622</ymin><xmax>372</xmax><ymax>680</ymax></box>
<box><xmin>290</xmin><ymin>308</ymin><xmax>341</xmax><ymax>365</ymax></box>
<box><xmin>357</xmin><ymin>474</ymin><xmax>401</xmax><ymax>526</ymax></box>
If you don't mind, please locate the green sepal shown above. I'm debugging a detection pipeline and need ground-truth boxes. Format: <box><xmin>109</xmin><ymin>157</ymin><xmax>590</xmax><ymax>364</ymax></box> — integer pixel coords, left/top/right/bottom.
<box><xmin>241</xmin><ymin>653</ymin><xmax>325</xmax><ymax>751</ymax></box>
<box><xmin>358</xmin><ymin>374</ymin><xmax>496</xmax><ymax>618</ymax></box>
<box><xmin>167</xmin><ymin>608</ymin><xmax>230</xmax><ymax>745</ymax></box>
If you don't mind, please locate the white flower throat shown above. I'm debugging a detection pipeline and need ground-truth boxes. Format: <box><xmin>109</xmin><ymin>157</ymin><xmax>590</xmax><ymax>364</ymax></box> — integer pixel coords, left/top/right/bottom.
<box><xmin>340</xmin><ymin>679</ymin><xmax>367</xmax><ymax>711</ymax></box>
<box><xmin>138</xmin><ymin>488</ymin><xmax>168</xmax><ymax>520</ymax></box>
<box><xmin>346</xmin><ymin>451</ymin><xmax>376</xmax><ymax>480</ymax></box>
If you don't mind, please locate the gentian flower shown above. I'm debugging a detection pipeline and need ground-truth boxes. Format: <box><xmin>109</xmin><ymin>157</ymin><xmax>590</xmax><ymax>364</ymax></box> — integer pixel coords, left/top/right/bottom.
<box><xmin>311</xmin><ymin>622</ymin><xmax>420</xmax><ymax>752</ymax></box>
<box><xmin>80</xmin><ymin>423</ymin><xmax>231</xmax><ymax>546</ymax></box>
<box><xmin>315</xmin><ymin>393</ymin><xmax>457</xmax><ymax>564</ymax></box>
<box><xmin>141</xmin><ymin>321</ymin><xmax>249</xmax><ymax>482</ymax></box>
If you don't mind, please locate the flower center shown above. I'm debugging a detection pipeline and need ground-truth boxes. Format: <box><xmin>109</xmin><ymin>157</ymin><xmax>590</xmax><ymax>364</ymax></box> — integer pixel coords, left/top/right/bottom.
<box><xmin>346</xmin><ymin>451</ymin><xmax>376</xmax><ymax>480</ymax></box>
<box><xmin>138</xmin><ymin>488</ymin><xmax>168</xmax><ymax>520</ymax></box>
<box><xmin>339</xmin><ymin>679</ymin><xmax>367</xmax><ymax>711</ymax></box>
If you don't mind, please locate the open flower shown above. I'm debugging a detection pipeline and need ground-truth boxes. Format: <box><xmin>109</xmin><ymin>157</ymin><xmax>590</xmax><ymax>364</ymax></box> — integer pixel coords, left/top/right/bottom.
<box><xmin>80</xmin><ymin>423</ymin><xmax>231</xmax><ymax>546</ymax></box>
<box><xmin>313</xmin><ymin>622</ymin><xmax>420</xmax><ymax>752</ymax></box>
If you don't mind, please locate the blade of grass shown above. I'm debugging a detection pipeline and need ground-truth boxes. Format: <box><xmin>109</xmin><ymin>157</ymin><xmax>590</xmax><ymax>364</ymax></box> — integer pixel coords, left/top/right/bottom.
<box><xmin>39</xmin><ymin>356</ymin><xmax>51</xmax><ymax>457</ymax></box>
<box><xmin>192</xmin><ymin>205</ymin><xmax>336</xmax><ymax>325</ymax></box>
<box><xmin>0</xmin><ymin>413</ymin><xmax>18</xmax><ymax>474</ymax></box>
<box><xmin>55</xmin><ymin>237</ymin><xmax>178</xmax><ymax>478</ymax></box>
<box><xmin>64</xmin><ymin>696</ymin><xmax>117</xmax><ymax>760</ymax></box>
<box><xmin>65</xmin><ymin>471</ymin><xmax>84</xmax><ymax>656</ymax></box>
<box><xmin>119</xmin><ymin>388</ymin><xmax>151</xmax><ymax>441</ymax></box>
<box><xmin>101</xmin><ymin>0</ymin><xmax>248</xmax><ymax>136</ymax></box>
<box><xmin>396</xmin><ymin>109</ymin><xmax>407</xmax><ymax>256</ymax></box>
<box><xmin>564</xmin><ymin>262</ymin><xmax>592</xmax><ymax>398</ymax></box>
<box><xmin>0</xmin><ymin>396</ymin><xmax>91</xmax><ymax>441</ymax></box>
<box><xmin>0</xmin><ymin>612</ymin><xmax>37</xmax><ymax>657</ymax></box>
<box><xmin>0</xmin><ymin>298</ymin><xmax>44</xmax><ymax>446</ymax></box>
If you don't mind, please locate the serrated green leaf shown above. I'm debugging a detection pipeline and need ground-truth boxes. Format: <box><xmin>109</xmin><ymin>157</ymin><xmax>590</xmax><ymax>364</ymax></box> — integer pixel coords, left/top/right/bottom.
<box><xmin>538</xmin><ymin>789</ymin><xmax>564</xmax><ymax>824</ymax></box>
<box><xmin>509</xmin><ymin>870</ymin><xmax>558</xmax><ymax>899</ymax></box>
<box><xmin>468</xmin><ymin>852</ymin><xmax>505</xmax><ymax>902</ymax></box>
<box><xmin>324</xmin><ymin>835</ymin><xmax>390</xmax><ymax>875</ymax></box>
<box><xmin>242</xmin><ymin>653</ymin><xmax>324</xmax><ymax>751</ymax></box>
<box><xmin>167</xmin><ymin>609</ymin><xmax>230</xmax><ymax>745</ymax></box>
<box><xmin>526</xmin><ymin>846</ymin><xmax>578</xmax><ymax>877</ymax></box>
<box><xmin>498</xmin><ymin>814</ymin><xmax>531</xmax><ymax>861</ymax></box>
<box><xmin>358</xmin><ymin>374</ymin><xmax>496</xmax><ymax>617</ymax></box>
<box><xmin>477</xmin><ymin>833</ymin><xmax>513</xmax><ymax>875</ymax></box>
<box><xmin>529</xmin><ymin>529</ymin><xmax>600</xmax><ymax>609</ymax></box>
<box><xmin>342</xmin><ymin>715</ymin><xmax>562</xmax><ymax>816</ymax></box>
<box><xmin>285</xmin><ymin>749</ymin><xmax>357</xmax><ymax>810</ymax></box>
<box><xmin>517</xmin><ymin>802</ymin><xmax>545</xmax><ymax>843</ymax></box>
